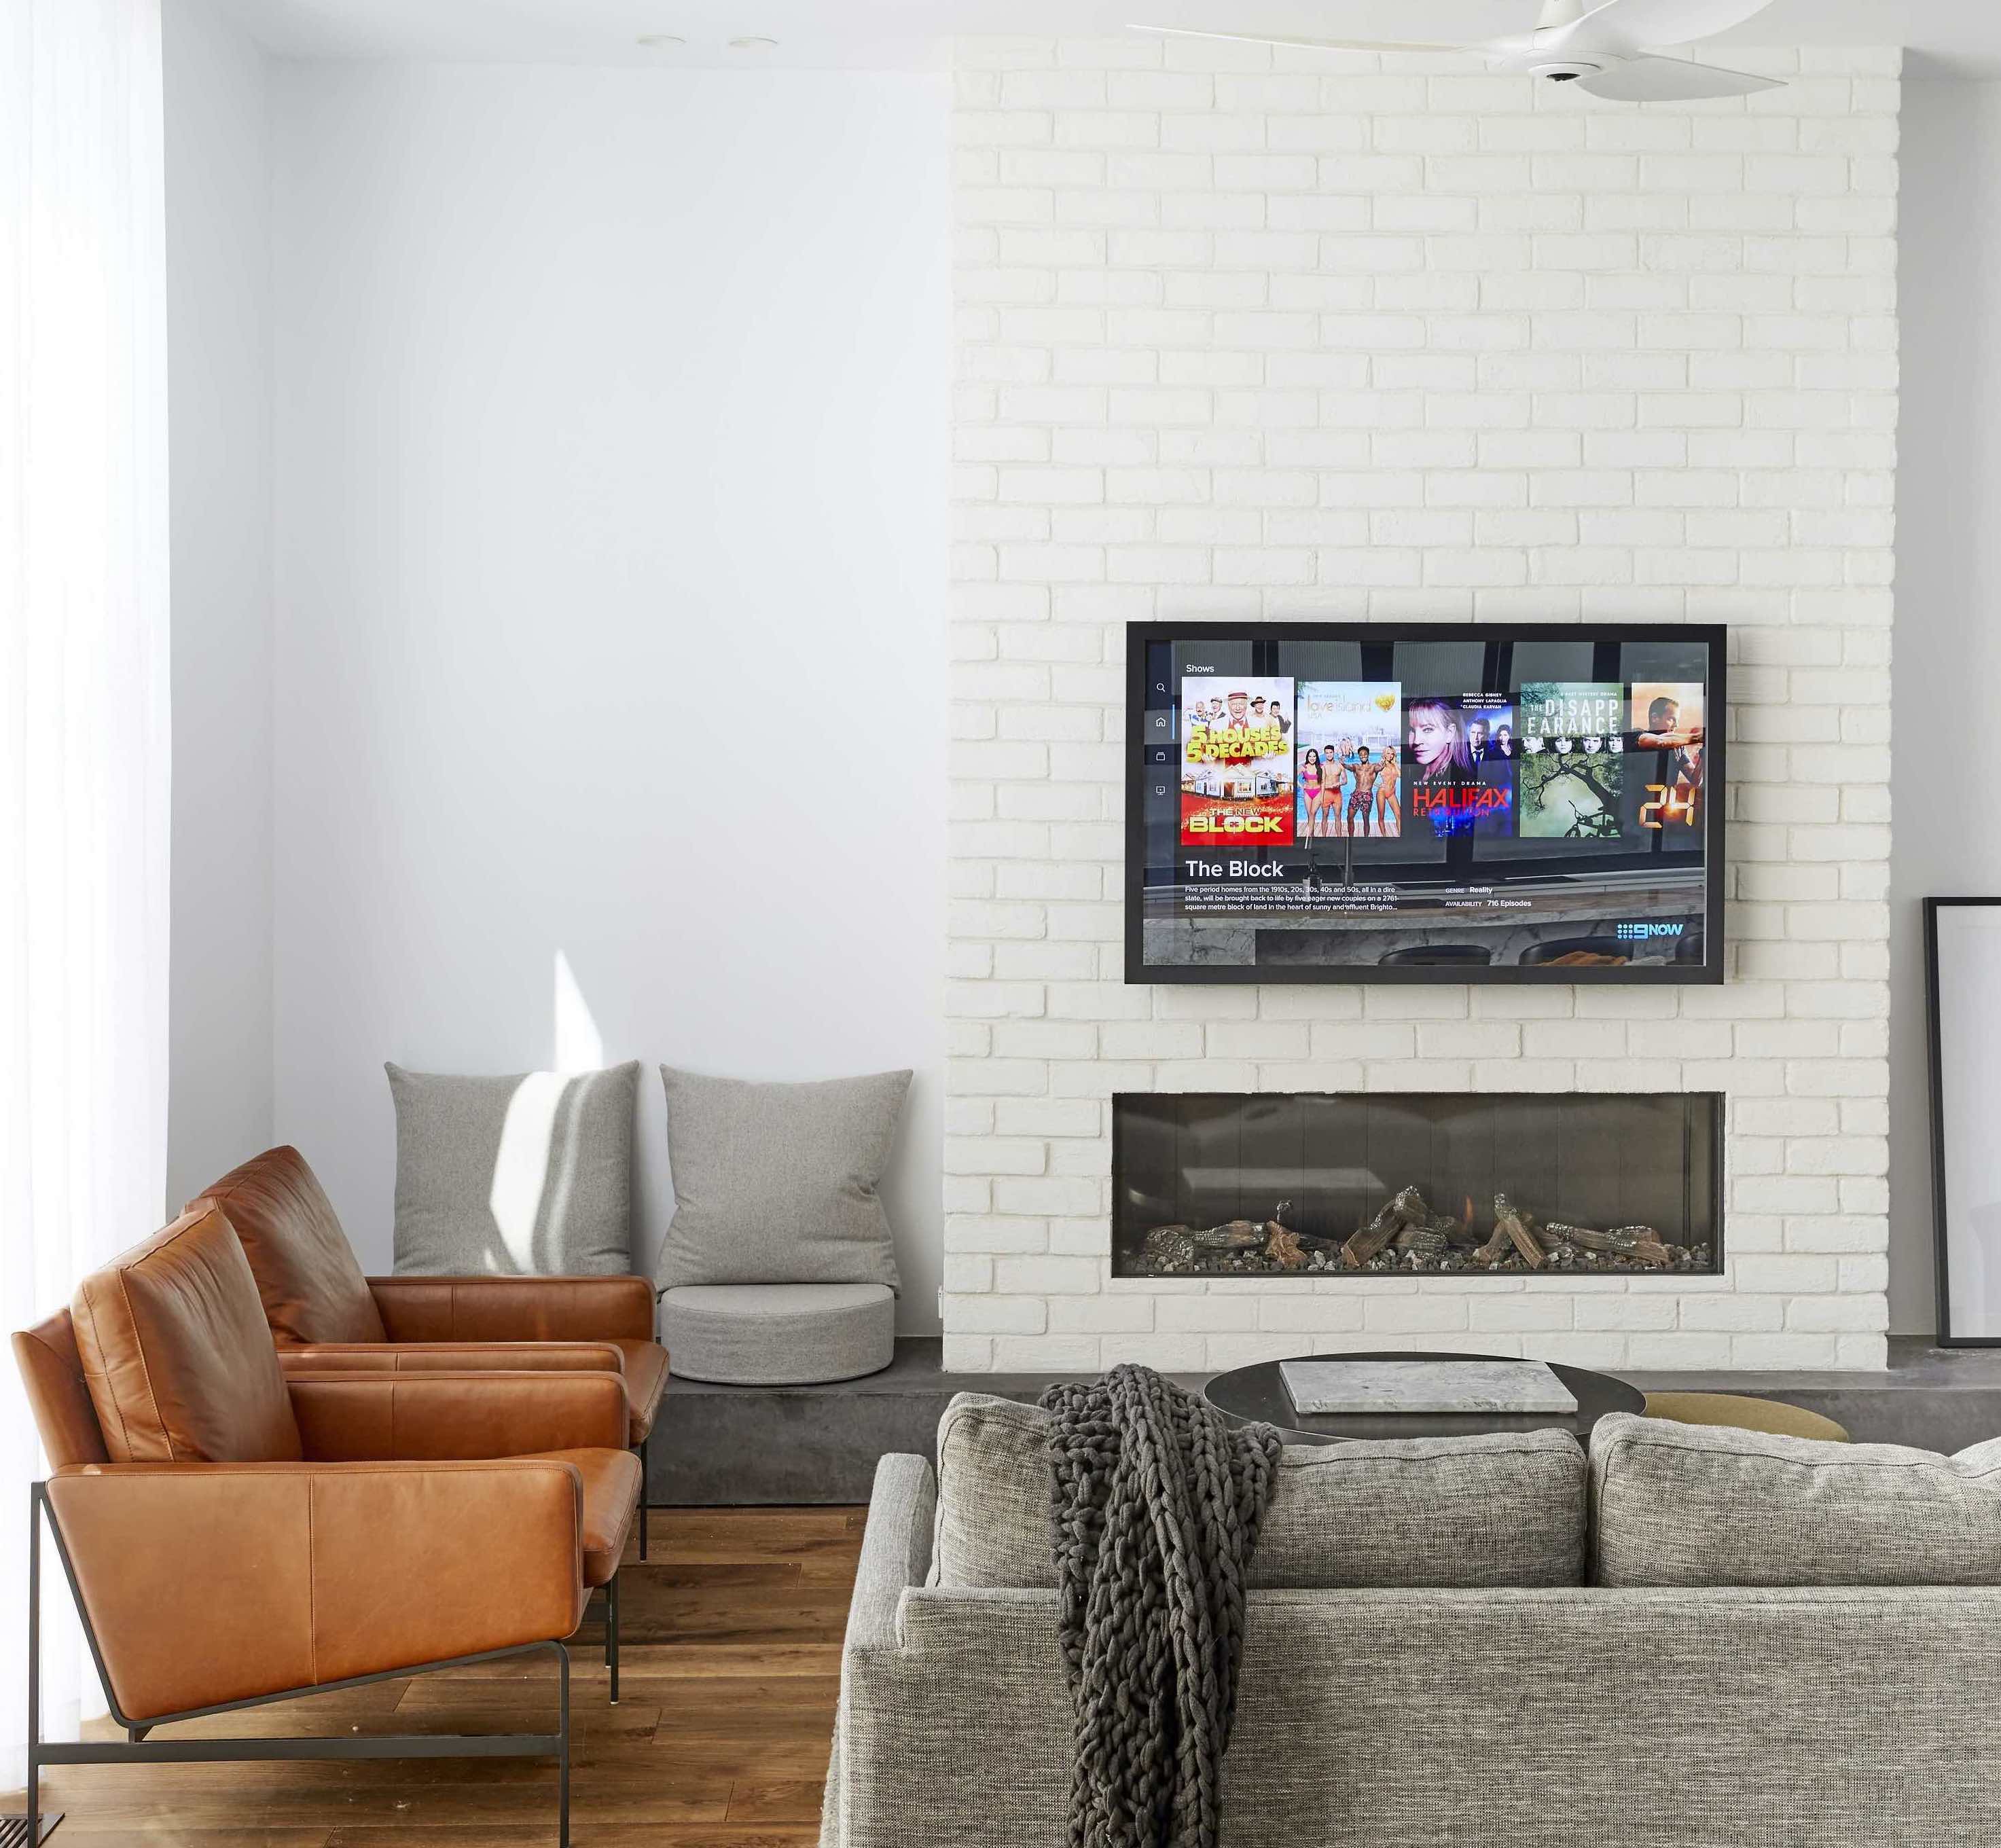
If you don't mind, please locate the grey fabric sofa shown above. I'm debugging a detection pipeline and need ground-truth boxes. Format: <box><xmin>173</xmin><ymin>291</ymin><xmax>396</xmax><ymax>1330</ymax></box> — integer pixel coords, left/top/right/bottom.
<box><xmin>823</xmin><ymin>1401</ymin><xmax>2001</xmax><ymax>1848</ymax></box>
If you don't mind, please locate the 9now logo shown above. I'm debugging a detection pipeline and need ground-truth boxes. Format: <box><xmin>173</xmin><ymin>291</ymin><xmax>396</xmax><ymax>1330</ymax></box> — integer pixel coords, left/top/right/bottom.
<box><xmin>1615</xmin><ymin>921</ymin><xmax>1686</xmax><ymax>942</ymax></box>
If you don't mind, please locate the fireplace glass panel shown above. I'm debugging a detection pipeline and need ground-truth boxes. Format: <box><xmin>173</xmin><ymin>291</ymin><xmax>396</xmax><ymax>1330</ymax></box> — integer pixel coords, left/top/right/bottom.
<box><xmin>1113</xmin><ymin>1091</ymin><xmax>1721</xmax><ymax>1278</ymax></box>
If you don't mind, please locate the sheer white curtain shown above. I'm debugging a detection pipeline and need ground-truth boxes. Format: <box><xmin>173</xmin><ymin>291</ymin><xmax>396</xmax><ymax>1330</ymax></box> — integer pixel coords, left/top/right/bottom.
<box><xmin>0</xmin><ymin>0</ymin><xmax>172</xmax><ymax>1790</ymax></box>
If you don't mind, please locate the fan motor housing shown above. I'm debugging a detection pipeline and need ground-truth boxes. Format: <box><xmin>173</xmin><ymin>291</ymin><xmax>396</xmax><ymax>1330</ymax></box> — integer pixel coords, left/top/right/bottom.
<box><xmin>1529</xmin><ymin>59</ymin><xmax>1603</xmax><ymax>81</ymax></box>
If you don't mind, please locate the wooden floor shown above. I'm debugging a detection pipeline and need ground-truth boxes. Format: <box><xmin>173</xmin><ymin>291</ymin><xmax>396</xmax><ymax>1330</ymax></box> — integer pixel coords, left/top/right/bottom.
<box><xmin>14</xmin><ymin>1506</ymin><xmax>865</xmax><ymax>1847</ymax></box>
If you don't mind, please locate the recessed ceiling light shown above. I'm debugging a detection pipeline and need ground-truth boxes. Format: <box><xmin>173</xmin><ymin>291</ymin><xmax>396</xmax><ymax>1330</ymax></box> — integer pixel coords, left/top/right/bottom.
<box><xmin>728</xmin><ymin>35</ymin><xmax>779</xmax><ymax>50</ymax></box>
<box><xmin>636</xmin><ymin>33</ymin><xmax>685</xmax><ymax>47</ymax></box>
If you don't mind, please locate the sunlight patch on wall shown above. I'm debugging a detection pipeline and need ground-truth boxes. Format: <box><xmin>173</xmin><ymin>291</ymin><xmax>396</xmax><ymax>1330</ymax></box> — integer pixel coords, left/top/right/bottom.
<box><xmin>554</xmin><ymin>947</ymin><xmax>604</xmax><ymax>1072</ymax></box>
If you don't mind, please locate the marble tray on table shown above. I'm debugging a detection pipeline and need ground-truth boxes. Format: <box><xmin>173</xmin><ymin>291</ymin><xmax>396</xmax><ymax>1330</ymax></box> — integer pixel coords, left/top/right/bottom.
<box><xmin>1278</xmin><ymin>1358</ymin><xmax>1581</xmax><ymax>1417</ymax></box>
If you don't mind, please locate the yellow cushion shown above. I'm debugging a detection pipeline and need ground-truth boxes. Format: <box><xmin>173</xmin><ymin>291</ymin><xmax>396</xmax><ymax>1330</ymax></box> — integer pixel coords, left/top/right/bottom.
<box><xmin>1643</xmin><ymin>1392</ymin><xmax>1849</xmax><ymax>1443</ymax></box>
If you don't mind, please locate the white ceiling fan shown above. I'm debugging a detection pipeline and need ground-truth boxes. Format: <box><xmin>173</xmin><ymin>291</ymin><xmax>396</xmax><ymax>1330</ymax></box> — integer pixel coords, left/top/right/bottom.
<box><xmin>1133</xmin><ymin>0</ymin><xmax>1786</xmax><ymax>102</ymax></box>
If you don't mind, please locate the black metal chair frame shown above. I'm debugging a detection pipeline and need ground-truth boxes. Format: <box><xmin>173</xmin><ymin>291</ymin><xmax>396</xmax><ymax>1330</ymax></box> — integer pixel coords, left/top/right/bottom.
<box><xmin>21</xmin><ymin>1481</ymin><xmax>590</xmax><ymax>1845</ymax></box>
<box><xmin>637</xmin><ymin>1432</ymin><xmax>649</xmax><ymax>1559</ymax></box>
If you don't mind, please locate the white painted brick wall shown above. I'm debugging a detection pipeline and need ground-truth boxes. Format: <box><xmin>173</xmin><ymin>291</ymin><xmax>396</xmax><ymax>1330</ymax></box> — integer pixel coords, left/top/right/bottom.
<box><xmin>946</xmin><ymin>37</ymin><xmax>1898</xmax><ymax>1374</ymax></box>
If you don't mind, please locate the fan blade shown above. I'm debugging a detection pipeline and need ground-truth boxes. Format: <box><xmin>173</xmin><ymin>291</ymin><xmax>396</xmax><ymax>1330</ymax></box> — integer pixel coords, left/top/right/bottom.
<box><xmin>1128</xmin><ymin>24</ymin><xmax>1471</xmax><ymax>54</ymax></box>
<box><xmin>1576</xmin><ymin>54</ymin><xmax>1783</xmax><ymax>99</ymax></box>
<box><xmin>1555</xmin><ymin>0</ymin><xmax>1778</xmax><ymax>53</ymax></box>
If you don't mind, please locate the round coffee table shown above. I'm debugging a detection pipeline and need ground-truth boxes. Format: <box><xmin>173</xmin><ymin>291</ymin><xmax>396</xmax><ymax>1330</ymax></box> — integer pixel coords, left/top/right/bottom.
<box><xmin>1204</xmin><ymin>1350</ymin><xmax>1643</xmax><ymax>1446</ymax></box>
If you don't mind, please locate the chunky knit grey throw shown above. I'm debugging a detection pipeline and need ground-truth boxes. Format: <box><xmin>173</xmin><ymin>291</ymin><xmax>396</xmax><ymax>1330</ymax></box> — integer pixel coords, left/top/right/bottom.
<box><xmin>1039</xmin><ymin>1364</ymin><xmax>1284</xmax><ymax>1848</ymax></box>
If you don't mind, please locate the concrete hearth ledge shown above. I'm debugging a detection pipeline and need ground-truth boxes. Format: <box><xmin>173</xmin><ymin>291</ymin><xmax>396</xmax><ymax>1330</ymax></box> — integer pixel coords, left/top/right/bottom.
<box><xmin>651</xmin><ymin>1337</ymin><xmax>2001</xmax><ymax>1506</ymax></box>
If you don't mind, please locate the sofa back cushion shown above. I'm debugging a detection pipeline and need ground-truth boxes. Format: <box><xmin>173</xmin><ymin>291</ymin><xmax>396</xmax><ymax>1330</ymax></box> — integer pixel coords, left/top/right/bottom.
<box><xmin>72</xmin><ymin>1204</ymin><xmax>304</xmax><ymax>1464</ymax></box>
<box><xmin>190</xmin><ymin>1144</ymin><xmax>387</xmax><ymax>1345</ymax></box>
<box><xmin>933</xmin><ymin>1393</ymin><xmax>1586</xmax><ymax>1590</ymax></box>
<box><xmin>1591</xmin><ymin>1412</ymin><xmax>2001</xmax><ymax>1587</ymax></box>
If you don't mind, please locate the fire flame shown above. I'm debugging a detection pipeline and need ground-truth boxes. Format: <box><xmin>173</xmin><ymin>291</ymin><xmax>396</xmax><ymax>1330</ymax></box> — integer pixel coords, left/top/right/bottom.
<box><xmin>1460</xmin><ymin>1195</ymin><xmax>1475</xmax><ymax>1231</ymax></box>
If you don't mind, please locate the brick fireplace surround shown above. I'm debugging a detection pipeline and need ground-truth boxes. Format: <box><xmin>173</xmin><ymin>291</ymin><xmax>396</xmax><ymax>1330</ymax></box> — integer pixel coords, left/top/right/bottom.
<box><xmin>943</xmin><ymin>37</ymin><xmax>1896</xmax><ymax>1374</ymax></box>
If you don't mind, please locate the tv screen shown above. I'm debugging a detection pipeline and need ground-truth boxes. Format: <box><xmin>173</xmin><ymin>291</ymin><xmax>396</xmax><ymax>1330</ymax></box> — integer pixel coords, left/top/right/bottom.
<box><xmin>1126</xmin><ymin>622</ymin><xmax>1725</xmax><ymax>985</ymax></box>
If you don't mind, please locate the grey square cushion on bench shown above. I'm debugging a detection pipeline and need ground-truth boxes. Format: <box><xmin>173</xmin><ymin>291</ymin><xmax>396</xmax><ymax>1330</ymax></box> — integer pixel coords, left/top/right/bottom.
<box><xmin>932</xmin><ymin>1392</ymin><xmax>1587</xmax><ymax>1590</ymax></box>
<box><xmin>655</xmin><ymin>1068</ymin><xmax>908</xmax><ymax>1293</ymax></box>
<box><xmin>660</xmin><ymin>1282</ymin><xmax>895</xmax><ymax>1386</ymax></box>
<box><xmin>387</xmin><ymin>1061</ymin><xmax>639</xmax><ymax>1275</ymax></box>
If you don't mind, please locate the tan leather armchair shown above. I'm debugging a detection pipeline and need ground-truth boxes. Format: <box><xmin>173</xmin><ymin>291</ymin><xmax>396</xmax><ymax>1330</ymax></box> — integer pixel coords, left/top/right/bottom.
<box><xmin>191</xmin><ymin>1145</ymin><xmax>669</xmax><ymax>1555</ymax></box>
<box><xmin>15</xmin><ymin>1203</ymin><xmax>641</xmax><ymax>1847</ymax></box>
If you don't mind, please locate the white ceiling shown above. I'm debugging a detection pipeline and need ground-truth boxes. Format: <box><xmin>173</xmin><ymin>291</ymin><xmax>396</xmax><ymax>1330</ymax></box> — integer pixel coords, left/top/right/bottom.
<box><xmin>204</xmin><ymin>1</ymin><xmax>2001</xmax><ymax>79</ymax></box>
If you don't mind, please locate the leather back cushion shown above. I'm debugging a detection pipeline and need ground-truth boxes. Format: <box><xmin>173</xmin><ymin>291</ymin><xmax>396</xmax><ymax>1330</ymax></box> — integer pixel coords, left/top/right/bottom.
<box><xmin>190</xmin><ymin>1145</ymin><xmax>386</xmax><ymax>1345</ymax></box>
<box><xmin>1591</xmin><ymin>1413</ymin><xmax>2001</xmax><ymax>1587</ymax></box>
<box><xmin>72</xmin><ymin>1205</ymin><xmax>304</xmax><ymax>1463</ymax></box>
<box><xmin>933</xmin><ymin>1393</ymin><xmax>1586</xmax><ymax>1590</ymax></box>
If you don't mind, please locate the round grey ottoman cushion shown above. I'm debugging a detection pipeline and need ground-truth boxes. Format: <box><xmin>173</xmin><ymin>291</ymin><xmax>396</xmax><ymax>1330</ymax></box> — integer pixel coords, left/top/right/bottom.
<box><xmin>661</xmin><ymin>1282</ymin><xmax>895</xmax><ymax>1385</ymax></box>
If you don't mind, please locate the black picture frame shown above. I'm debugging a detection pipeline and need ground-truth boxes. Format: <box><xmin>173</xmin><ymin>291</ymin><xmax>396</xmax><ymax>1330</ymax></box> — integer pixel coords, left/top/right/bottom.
<box><xmin>1926</xmin><ymin>895</ymin><xmax>2001</xmax><ymax>1347</ymax></box>
<box><xmin>1123</xmin><ymin>620</ymin><xmax>1728</xmax><ymax>986</ymax></box>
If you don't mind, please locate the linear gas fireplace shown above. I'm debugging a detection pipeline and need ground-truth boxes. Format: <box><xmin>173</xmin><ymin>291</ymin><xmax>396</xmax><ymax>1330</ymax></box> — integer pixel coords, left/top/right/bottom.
<box><xmin>1113</xmin><ymin>1091</ymin><xmax>1721</xmax><ymax>1280</ymax></box>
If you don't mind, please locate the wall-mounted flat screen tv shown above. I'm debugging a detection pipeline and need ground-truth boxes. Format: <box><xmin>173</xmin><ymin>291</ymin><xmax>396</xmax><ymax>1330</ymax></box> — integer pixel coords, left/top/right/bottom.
<box><xmin>1125</xmin><ymin>622</ymin><xmax>1725</xmax><ymax>985</ymax></box>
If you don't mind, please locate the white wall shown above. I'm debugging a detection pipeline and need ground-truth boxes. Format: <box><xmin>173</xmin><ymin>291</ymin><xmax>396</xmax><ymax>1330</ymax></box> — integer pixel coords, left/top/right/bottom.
<box><xmin>946</xmin><ymin>37</ymin><xmax>1898</xmax><ymax>1373</ymax></box>
<box><xmin>1890</xmin><ymin>79</ymin><xmax>2001</xmax><ymax>1337</ymax></box>
<box><xmin>162</xmin><ymin>0</ymin><xmax>274</xmax><ymax>1212</ymax></box>
<box><xmin>270</xmin><ymin>67</ymin><xmax>950</xmax><ymax>1319</ymax></box>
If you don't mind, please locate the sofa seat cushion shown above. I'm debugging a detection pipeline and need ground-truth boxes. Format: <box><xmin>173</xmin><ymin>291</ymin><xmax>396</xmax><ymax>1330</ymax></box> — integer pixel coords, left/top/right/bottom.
<box><xmin>520</xmin><ymin>1447</ymin><xmax>641</xmax><ymax>1586</ymax></box>
<box><xmin>190</xmin><ymin>1145</ymin><xmax>389</xmax><ymax>1346</ymax></box>
<box><xmin>933</xmin><ymin>1392</ymin><xmax>1585</xmax><ymax>1590</ymax></box>
<box><xmin>73</xmin><ymin>1206</ymin><xmax>304</xmax><ymax>1464</ymax></box>
<box><xmin>660</xmin><ymin>1284</ymin><xmax>894</xmax><ymax>1386</ymax></box>
<box><xmin>1591</xmin><ymin>1411</ymin><xmax>2001</xmax><ymax>1587</ymax></box>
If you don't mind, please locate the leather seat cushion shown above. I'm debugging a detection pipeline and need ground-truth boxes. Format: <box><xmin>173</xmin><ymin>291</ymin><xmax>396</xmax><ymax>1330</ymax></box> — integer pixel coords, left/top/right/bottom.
<box><xmin>521</xmin><ymin>1447</ymin><xmax>641</xmax><ymax>1585</ymax></box>
<box><xmin>192</xmin><ymin>1146</ymin><xmax>389</xmax><ymax>1346</ymax></box>
<box><xmin>73</xmin><ymin>1206</ymin><xmax>304</xmax><ymax>1464</ymax></box>
<box><xmin>274</xmin><ymin>1338</ymin><xmax>664</xmax><ymax>1444</ymax></box>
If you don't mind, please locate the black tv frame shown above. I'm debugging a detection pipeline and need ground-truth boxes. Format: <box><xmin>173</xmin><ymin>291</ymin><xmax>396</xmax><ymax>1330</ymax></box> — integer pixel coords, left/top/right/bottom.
<box><xmin>1123</xmin><ymin>619</ymin><xmax>1728</xmax><ymax>987</ymax></box>
<box><xmin>1925</xmin><ymin>895</ymin><xmax>2001</xmax><ymax>1347</ymax></box>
